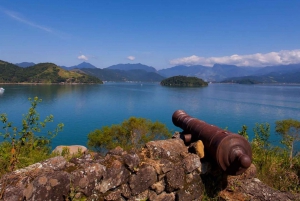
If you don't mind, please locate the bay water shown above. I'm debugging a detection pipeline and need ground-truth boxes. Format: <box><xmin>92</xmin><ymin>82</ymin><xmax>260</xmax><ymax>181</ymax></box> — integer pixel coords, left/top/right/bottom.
<box><xmin>0</xmin><ymin>83</ymin><xmax>299</xmax><ymax>151</ymax></box>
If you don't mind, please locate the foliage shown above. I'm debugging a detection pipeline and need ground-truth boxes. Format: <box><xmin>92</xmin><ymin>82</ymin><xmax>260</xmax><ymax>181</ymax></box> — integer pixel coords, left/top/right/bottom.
<box><xmin>252</xmin><ymin>122</ymin><xmax>270</xmax><ymax>149</ymax></box>
<box><xmin>235</xmin><ymin>79</ymin><xmax>261</xmax><ymax>84</ymax></box>
<box><xmin>275</xmin><ymin>119</ymin><xmax>300</xmax><ymax>167</ymax></box>
<box><xmin>237</xmin><ymin>125</ymin><xmax>249</xmax><ymax>140</ymax></box>
<box><xmin>0</xmin><ymin>60</ymin><xmax>102</xmax><ymax>84</ymax></box>
<box><xmin>81</xmin><ymin>68</ymin><xmax>165</xmax><ymax>82</ymax></box>
<box><xmin>87</xmin><ymin>117</ymin><xmax>172</xmax><ymax>153</ymax></box>
<box><xmin>251</xmin><ymin>145</ymin><xmax>300</xmax><ymax>193</ymax></box>
<box><xmin>59</xmin><ymin>146</ymin><xmax>84</xmax><ymax>161</ymax></box>
<box><xmin>0</xmin><ymin>97</ymin><xmax>64</xmax><ymax>176</ymax></box>
<box><xmin>160</xmin><ymin>75</ymin><xmax>208</xmax><ymax>87</ymax></box>
<box><xmin>237</xmin><ymin>122</ymin><xmax>300</xmax><ymax>193</ymax></box>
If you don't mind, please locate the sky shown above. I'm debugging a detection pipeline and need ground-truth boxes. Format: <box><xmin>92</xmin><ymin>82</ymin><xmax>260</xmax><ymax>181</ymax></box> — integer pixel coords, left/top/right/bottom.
<box><xmin>1</xmin><ymin>0</ymin><xmax>300</xmax><ymax>70</ymax></box>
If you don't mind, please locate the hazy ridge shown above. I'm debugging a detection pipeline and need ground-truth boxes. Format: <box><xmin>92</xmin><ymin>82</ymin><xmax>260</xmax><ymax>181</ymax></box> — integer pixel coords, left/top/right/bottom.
<box><xmin>8</xmin><ymin>60</ymin><xmax>300</xmax><ymax>83</ymax></box>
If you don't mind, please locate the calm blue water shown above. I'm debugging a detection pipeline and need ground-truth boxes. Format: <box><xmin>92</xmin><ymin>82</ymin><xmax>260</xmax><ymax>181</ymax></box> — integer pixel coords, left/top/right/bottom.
<box><xmin>0</xmin><ymin>83</ymin><xmax>299</xmax><ymax>151</ymax></box>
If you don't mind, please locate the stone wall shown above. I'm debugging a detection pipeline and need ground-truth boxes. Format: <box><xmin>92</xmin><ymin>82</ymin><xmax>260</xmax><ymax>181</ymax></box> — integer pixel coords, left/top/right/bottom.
<box><xmin>0</xmin><ymin>138</ymin><xmax>298</xmax><ymax>201</ymax></box>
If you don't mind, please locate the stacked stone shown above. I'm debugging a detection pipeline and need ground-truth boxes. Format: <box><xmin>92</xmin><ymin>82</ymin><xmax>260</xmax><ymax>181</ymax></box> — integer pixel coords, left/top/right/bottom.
<box><xmin>0</xmin><ymin>138</ymin><xmax>205</xmax><ymax>201</ymax></box>
<box><xmin>1</xmin><ymin>137</ymin><xmax>298</xmax><ymax>201</ymax></box>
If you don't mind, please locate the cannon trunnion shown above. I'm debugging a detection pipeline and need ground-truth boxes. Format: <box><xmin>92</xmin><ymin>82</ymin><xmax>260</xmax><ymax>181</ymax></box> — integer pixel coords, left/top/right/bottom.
<box><xmin>172</xmin><ymin>110</ymin><xmax>252</xmax><ymax>175</ymax></box>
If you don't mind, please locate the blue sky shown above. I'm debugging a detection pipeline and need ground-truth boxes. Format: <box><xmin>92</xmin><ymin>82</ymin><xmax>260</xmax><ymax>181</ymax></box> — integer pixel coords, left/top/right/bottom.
<box><xmin>1</xmin><ymin>0</ymin><xmax>300</xmax><ymax>69</ymax></box>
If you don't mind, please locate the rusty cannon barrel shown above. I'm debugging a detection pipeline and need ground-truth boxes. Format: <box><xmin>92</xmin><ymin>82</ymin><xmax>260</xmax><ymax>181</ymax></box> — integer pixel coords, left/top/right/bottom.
<box><xmin>172</xmin><ymin>110</ymin><xmax>252</xmax><ymax>175</ymax></box>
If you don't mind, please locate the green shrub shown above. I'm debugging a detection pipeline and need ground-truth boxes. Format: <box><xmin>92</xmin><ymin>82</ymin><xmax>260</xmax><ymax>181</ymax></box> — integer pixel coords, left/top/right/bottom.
<box><xmin>0</xmin><ymin>97</ymin><xmax>63</xmax><ymax>176</ymax></box>
<box><xmin>238</xmin><ymin>122</ymin><xmax>300</xmax><ymax>193</ymax></box>
<box><xmin>275</xmin><ymin>119</ymin><xmax>300</xmax><ymax>168</ymax></box>
<box><xmin>87</xmin><ymin>117</ymin><xmax>172</xmax><ymax>154</ymax></box>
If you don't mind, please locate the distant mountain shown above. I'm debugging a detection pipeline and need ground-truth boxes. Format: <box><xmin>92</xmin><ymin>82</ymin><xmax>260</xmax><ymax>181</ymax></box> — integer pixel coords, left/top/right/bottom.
<box><xmin>0</xmin><ymin>60</ymin><xmax>102</xmax><ymax>84</ymax></box>
<box><xmin>210</xmin><ymin>64</ymin><xmax>259</xmax><ymax>81</ymax></box>
<box><xmin>106</xmin><ymin>63</ymin><xmax>157</xmax><ymax>73</ymax></box>
<box><xmin>222</xmin><ymin>71</ymin><xmax>300</xmax><ymax>84</ymax></box>
<box><xmin>158</xmin><ymin>65</ymin><xmax>208</xmax><ymax>77</ymax></box>
<box><xmin>15</xmin><ymin>62</ymin><xmax>35</xmax><ymax>68</ymax></box>
<box><xmin>158</xmin><ymin>63</ymin><xmax>300</xmax><ymax>82</ymax></box>
<box><xmin>4</xmin><ymin>59</ymin><xmax>300</xmax><ymax>83</ymax></box>
<box><xmin>157</xmin><ymin>64</ymin><xmax>259</xmax><ymax>81</ymax></box>
<box><xmin>254</xmin><ymin>64</ymin><xmax>300</xmax><ymax>75</ymax></box>
<box><xmin>81</xmin><ymin>68</ymin><xmax>164</xmax><ymax>82</ymax></box>
<box><xmin>62</xmin><ymin>62</ymin><xmax>98</xmax><ymax>70</ymax></box>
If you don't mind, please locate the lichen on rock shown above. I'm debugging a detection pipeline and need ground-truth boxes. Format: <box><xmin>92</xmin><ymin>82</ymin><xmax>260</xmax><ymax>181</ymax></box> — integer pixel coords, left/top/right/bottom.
<box><xmin>1</xmin><ymin>137</ymin><xmax>297</xmax><ymax>201</ymax></box>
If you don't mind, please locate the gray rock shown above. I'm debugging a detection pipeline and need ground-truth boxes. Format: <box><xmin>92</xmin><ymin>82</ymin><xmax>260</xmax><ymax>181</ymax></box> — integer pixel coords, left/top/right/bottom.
<box><xmin>27</xmin><ymin>171</ymin><xmax>71</xmax><ymax>201</ymax></box>
<box><xmin>149</xmin><ymin>191</ymin><xmax>175</xmax><ymax>201</ymax></box>
<box><xmin>98</xmin><ymin>159</ymin><xmax>130</xmax><ymax>193</ymax></box>
<box><xmin>165</xmin><ymin>166</ymin><xmax>185</xmax><ymax>192</ymax></box>
<box><xmin>52</xmin><ymin>145</ymin><xmax>87</xmax><ymax>155</ymax></box>
<box><xmin>107</xmin><ymin>146</ymin><xmax>126</xmax><ymax>156</ymax></box>
<box><xmin>182</xmin><ymin>153</ymin><xmax>201</xmax><ymax>173</ymax></box>
<box><xmin>176</xmin><ymin>172</ymin><xmax>204</xmax><ymax>201</ymax></box>
<box><xmin>120</xmin><ymin>183</ymin><xmax>132</xmax><ymax>198</ymax></box>
<box><xmin>151</xmin><ymin>180</ymin><xmax>165</xmax><ymax>194</ymax></box>
<box><xmin>71</xmin><ymin>162</ymin><xmax>106</xmax><ymax>196</ymax></box>
<box><xmin>104</xmin><ymin>189</ymin><xmax>122</xmax><ymax>201</ymax></box>
<box><xmin>129</xmin><ymin>165</ymin><xmax>157</xmax><ymax>195</ymax></box>
<box><xmin>145</xmin><ymin>138</ymin><xmax>188</xmax><ymax>162</ymax></box>
<box><xmin>123</xmin><ymin>153</ymin><xmax>140</xmax><ymax>171</ymax></box>
<box><xmin>128</xmin><ymin>190</ymin><xmax>149</xmax><ymax>201</ymax></box>
<box><xmin>159</xmin><ymin>159</ymin><xmax>174</xmax><ymax>174</ymax></box>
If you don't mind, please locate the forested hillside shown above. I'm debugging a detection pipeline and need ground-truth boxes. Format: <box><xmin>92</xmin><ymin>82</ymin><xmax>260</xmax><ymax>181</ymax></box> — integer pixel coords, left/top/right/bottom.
<box><xmin>81</xmin><ymin>68</ymin><xmax>164</xmax><ymax>82</ymax></box>
<box><xmin>0</xmin><ymin>60</ymin><xmax>102</xmax><ymax>84</ymax></box>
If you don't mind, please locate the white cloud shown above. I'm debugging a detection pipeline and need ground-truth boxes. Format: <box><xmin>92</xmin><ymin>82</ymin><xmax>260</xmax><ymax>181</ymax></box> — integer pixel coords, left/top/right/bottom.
<box><xmin>4</xmin><ymin>10</ymin><xmax>53</xmax><ymax>33</ymax></box>
<box><xmin>170</xmin><ymin>49</ymin><xmax>300</xmax><ymax>67</ymax></box>
<box><xmin>127</xmin><ymin>56</ymin><xmax>135</xmax><ymax>61</ymax></box>
<box><xmin>78</xmin><ymin>55</ymin><xmax>88</xmax><ymax>61</ymax></box>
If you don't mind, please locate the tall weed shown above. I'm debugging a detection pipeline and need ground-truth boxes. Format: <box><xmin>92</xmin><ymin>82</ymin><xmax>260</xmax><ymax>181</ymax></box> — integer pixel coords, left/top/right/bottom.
<box><xmin>0</xmin><ymin>97</ymin><xmax>63</xmax><ymax>177</ymax></box>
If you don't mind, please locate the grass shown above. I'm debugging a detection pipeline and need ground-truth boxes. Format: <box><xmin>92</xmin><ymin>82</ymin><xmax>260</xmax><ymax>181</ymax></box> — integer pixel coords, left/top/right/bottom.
<box><xmin>251</xmin><ymin>144</ymin><xmax>300</xmax><ymax>193</ymax></box>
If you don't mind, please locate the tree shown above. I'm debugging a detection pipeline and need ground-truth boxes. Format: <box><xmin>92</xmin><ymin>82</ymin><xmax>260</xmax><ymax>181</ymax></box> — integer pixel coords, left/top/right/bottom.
<box><xmin>275</xmin><ymin>119</ymin><xmax>300</xmax><ymax>168</ymax></box>
<box><xmin>238</xmin><ymin>125</ymin><xmax>249</xmax><ymax>141</ymax></box>
<box><xmin>87</xmin><ymin>117</ymin><xmax>172</xmax><ymax>153</ymax></box>
<box><xmin>0</xmin><ymin>97</ymin><xmax>64</xmax><ymax>175</ymax></box>
<box><xmin>253</xmin><ymin>123</ymin><xmax>270</xmax><ymax>149</ymax></box>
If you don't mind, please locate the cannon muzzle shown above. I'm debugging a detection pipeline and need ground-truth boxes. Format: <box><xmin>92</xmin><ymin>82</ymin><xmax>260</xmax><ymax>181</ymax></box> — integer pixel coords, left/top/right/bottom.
<box><xmin>172</xmin><ymin>110</ymin><xmax>252</xmax><ymax>175</ymax></box>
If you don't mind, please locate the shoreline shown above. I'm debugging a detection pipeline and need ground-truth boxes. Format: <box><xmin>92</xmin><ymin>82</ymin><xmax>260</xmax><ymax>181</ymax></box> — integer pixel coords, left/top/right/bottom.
<box><xmin>0</xmin><ymin>82</ymin><xmax>102</xmax><ymax>85</ymax></box>
<box><xmin>1</xmin><ymin>82</ymin><xmax>300</xmax><ymax>86</ymax></box>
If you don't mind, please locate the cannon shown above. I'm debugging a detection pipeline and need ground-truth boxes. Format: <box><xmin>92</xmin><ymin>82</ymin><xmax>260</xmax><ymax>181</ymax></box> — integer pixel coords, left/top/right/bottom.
<box><xmin>172</xmin><ymin>110</ymin><xmax>252</xmax><ymax>175</ymax></box>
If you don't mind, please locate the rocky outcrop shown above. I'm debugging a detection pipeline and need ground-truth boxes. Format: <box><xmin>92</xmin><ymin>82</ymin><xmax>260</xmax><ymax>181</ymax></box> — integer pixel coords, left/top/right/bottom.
<box><xmin>0</xmin><ymin>138</ymin><xmax>299</xmax><ymax>201</ymax></box>
<box><xmin>52</xmin><ymin>145</ymin><xmax>88</xmax><ymax>156</ymax></box>
<box><xmin>0</xmin><ymin>138</ymin><xmax>204</xmax><ymax>201</ymax></box>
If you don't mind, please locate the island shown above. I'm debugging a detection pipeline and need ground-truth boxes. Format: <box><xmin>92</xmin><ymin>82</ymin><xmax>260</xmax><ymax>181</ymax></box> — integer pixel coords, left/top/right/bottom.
<box><xmin>160</xmin><ymin>75</ymin><xmax>208</xmax><ymax>87</ymax></box>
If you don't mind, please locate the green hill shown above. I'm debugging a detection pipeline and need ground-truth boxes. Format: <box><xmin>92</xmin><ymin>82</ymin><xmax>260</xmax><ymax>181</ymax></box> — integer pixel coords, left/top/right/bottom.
<box><xmin>0</xmin><ymin>60</ymin><xmax>103</xmax><ymax>84</ymax></box>
<box><xmin>81</xmin><ymin>68</ymin><xmax>164</xmax><ymax>82</ymax></box>
<box><xmin>160</xmin><ymin>75</ymin><xmax>208</xmax><ymax>87</ymax></box>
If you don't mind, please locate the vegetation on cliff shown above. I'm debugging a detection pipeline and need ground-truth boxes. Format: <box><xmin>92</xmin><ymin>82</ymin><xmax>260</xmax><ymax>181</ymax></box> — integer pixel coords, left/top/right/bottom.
<box><xmin>0</xmin><ymin>60</ymin><xmax>103</xmax><ymax>84</ymax></box>
<box><xmin>160</xmin><ymin>75</ymin><xmax>208</xmax><ymax>87</ymax></box>
<box><xmin>238</xmin><ymin>122</ymin><xmax>300</xmax><ymax>193</ymax></box>
<box><xmin>0</xmin><ymin>97</ymin><xmax>64</xmax><ymax>176</ymax></box>
<box><xmin>87</xmin><ymin>117</ymin><xmax>172</xmax><ymax>153</ymax></box>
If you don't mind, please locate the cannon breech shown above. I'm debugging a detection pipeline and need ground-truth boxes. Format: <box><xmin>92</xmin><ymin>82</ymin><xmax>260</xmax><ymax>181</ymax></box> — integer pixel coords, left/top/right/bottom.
<box><xmin>172</xmin><ymin>110</ymin><xmax>252</xmax><ymax>175</ymax></box>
